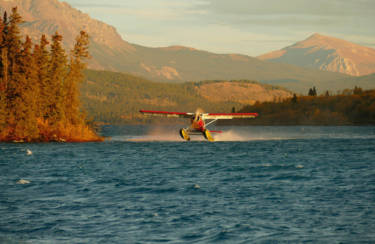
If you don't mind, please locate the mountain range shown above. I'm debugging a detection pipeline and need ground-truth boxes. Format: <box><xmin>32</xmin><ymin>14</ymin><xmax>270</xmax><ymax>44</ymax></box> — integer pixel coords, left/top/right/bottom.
<box><xmin>258</xmin><ymin>33</ymin><xmax>375</xmax><ymax>77</ymax></box>
<box><xmin>1</xmin><ymin>0</ymin><xmax>374</xmax><ymax>93</ymax></box>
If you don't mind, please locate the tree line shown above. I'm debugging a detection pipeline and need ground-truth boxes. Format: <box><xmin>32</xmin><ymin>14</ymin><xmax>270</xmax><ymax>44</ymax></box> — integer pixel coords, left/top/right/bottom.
<box><xmin>81</xmin><ymin>70</ymin><xmax>244</xmax><ymax>124</ymax></box>
<box><xmin>235</xmin><ymin>87</ymin><xmax>375</xmax><ymax>125</ymax></box>
<box><xmin>0</xmin><ymin>7</ymin><xmax>101</xmax><ymax>142</ymax></box>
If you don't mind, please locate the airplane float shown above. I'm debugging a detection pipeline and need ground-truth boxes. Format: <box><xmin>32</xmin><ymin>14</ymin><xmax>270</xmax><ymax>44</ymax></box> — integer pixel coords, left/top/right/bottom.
<box><xmin>139</xmin><ymin>109</ymin><xmax>258</xmax><ymax>142</ymax></box>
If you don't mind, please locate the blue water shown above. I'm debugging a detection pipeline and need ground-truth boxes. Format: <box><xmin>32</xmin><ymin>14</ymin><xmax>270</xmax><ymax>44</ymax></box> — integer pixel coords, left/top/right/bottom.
<box><xmin>1</xmin><ymin>126</ymin><xmax>375</xmax><ymax>243</ymax></box>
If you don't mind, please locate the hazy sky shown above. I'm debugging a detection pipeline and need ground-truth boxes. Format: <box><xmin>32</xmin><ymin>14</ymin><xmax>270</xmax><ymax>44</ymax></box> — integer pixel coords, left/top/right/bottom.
<box><xmin>63</xmin><ymin>0</ymin><xmax>375</xmax><ymax>56</ymax></box>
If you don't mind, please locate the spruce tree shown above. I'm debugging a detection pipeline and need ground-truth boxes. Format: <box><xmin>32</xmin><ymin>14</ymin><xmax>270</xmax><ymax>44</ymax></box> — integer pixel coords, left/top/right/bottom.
<box><xmin>65</xmin><ymin>31</ymin><xmax>90</xmax><ymax>125</ymax></box>
<box><xmin>22</xmin><ymin>36</ymin><xmax>39</xmax><ymax>139</ymax></box>
<box><xmin>33</xmin><ymin>34</ymin><xmax>50</xmax><ymax>118</ymax></box>
<box><xmin>0</xmin><ymin>14</ymin><xmax>5</xmax><ymax>85</ymax></box>
<box><xmin>48</xmin><ymin>32</ymin><xmax>67</xmax><ymax>129</ymax></box>
<box><xmin>1</xmin><ymin>12</ymin><xmax>8</xmax><ymax>90</ymax></box>
<box><xmin>6</xmin><ymin>7</ymin><xmax>23</xmax><ymax>81</ymax></box>
<box><xmin>0</xmin><ymin>15</ymin><xmax>6</xmax><ymax>131</ymax></box>
<box><xmin>308</xmin><ymin>87</ymin><xmax>317</xmax><ymax>96</ymax></box>
<box><xmin>4</xmin><ymin>7</ymin><xmax>23</xmax><ymax>130</ymax></box>
<box><xmin>291</xmin><ymin>93</ymin><xmax>298</xmax><ymax>104</ymax></box>
<box><xmin>12</xmin><ymin>36</ymin><xmax>39</xmax><ymax>141</ymax></box>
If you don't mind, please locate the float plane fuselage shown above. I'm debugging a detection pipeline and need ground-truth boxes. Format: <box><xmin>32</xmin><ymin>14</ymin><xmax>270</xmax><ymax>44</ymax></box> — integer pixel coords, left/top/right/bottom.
<box><xmin>139</xmin><ymin>110</ymin><xmax>258</xmax><ymax>141</ymax></box>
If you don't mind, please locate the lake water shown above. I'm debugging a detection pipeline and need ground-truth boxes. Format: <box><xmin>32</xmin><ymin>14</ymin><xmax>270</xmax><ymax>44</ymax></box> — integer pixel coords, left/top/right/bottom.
<box><xmin>1</xmin><ymin>126</ymin><xmax>375</xmax><ymax>243</ymax></box>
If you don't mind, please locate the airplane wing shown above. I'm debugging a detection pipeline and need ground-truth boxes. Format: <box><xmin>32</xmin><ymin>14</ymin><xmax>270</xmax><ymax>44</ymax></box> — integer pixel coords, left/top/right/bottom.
<box><xmin>202</xmin><ymin>112</ymin><xmax>258</xmax><ymax>120</ymax></box>
<box><xmin>139</xmin><ymin>110</ymin><xmax>194</xmax><ymax>118</ymax></box>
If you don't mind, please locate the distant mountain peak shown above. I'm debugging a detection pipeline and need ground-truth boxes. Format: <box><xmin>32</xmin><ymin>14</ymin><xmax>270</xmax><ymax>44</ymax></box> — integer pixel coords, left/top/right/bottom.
<box><xmin>307</xmin><ymin>33</ymin><xmax>325</xmax><ymax>39</ymax></box>
<box><xmin>161</xmin><ymin>46</ymin><xmax>197</xmax><ymax>51</ymax></box>
<box><xmin>259</xmin><ymin>33</ymin><xmax>375</xmax><ymax>76</ymax></box>
<box><xmin>0</xmin><ymin>0</ymin><xmax>134</xmax><ymax>51</ymax></box>
<box><xmin>303</xmin><ymin>33</ymin><xmax>338</xmax><ymax>45</ymax></box>
<box><xmin>294</xmin><ymin>33</ymin><xmax>358</xmax><ymax>50</ymax></box>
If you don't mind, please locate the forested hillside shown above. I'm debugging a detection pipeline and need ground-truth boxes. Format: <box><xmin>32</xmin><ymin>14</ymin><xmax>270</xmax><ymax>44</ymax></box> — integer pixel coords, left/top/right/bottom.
<box><xmin>82</xmin><ymin>69</ymin><xmax>375</xmax><ymax>125</ymax></box>
<box><xmin>81</xmin><ymin>70</ymin><xmax>292</xmax><ymax>124</ymax></box>
<box><xmin>0</xmin><ymin>8</ymin><xmax>101</xmax><ymax>142</ymax></box>
<box><xmin>235</xmin><ymin>88</ymin><xmax>375</xmax><ymax>125</ymax></box>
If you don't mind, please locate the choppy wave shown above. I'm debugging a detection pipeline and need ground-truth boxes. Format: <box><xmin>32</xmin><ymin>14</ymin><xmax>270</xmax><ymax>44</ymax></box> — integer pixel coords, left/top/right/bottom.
<box><xmin>1</xmin><ymin>125</ymin><xmax>374</xmax><ymax>243</ymax></box>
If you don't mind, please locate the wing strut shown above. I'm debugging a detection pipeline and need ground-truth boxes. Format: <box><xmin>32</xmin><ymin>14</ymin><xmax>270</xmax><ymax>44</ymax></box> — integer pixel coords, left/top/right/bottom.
<box><xmin>205</xmin><ymin>119</ymin><xmax>218</xmax><ymax>127</ymax></box>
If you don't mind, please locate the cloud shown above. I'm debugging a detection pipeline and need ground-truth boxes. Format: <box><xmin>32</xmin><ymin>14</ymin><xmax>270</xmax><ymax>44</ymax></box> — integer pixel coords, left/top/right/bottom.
<box><xmin>64</xmin><ymin>0</ymin><xmax>375</xmax><ymax>55</ymax></box>
<box><xmin>202</xmin><ymin>0</ymin><xmax>375</xmax><ymax>17</ymax></box>
<box><xmin>67</xmin><ymin>0</ymin><xmax>208</xmax><ymax>21</ymax></box>
<box><xmin>196</xmin><ymin>0</ymin><xmax>375</xmax><ymax>33</ymax></box>
<box><xmin>125</xmin><ymin>23</ymin><xmax>299</xmax><ymax>56</ymax></box>
<box><xmin>69</xmin><ymin>3</ymin><xmax>123</xmax><ymax>8</ymax></box>
<box><xmin>190</xmin><ymin>0</ymin><xmax>375</xmax><ymax>51</ymax></box>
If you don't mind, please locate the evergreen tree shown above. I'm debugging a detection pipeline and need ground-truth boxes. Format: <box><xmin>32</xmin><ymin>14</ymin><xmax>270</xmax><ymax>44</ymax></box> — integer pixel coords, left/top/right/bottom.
<box><xmin>6</xmin><ymin>7</ymin><xmax>23</xmax><ymax>81</ymax></box>
<box><xmin>47</xmin><ymin>32</ymin><xmax>67</xmax><ymax>127</ymax></box>
<box><xmin>0</xmin><ymin>14</ymin><xmax>5</xmax><ymax>88</ymax></box>
<box><xmin>3</xmin><ymin>11</ymin><xmax>7</xmax><ymax>27</ymax></box>
<box><xmin>1</xmin><ymin>11</ymin><xmax>8</xmax><ymax>86</ymax></box>
<box><xmin>308</xmin><ymin>86</ymin><xmax>317</xmax><ymax>96</ymax></box>
<box><xmin>0</xmin><ymin>15</ymin><xmax>6</xmax><ymax>131</ymax></box>
<box><xmin>33</xmin><ymin>34</ymin><xmax>50</xmax><ymax>118</ymax></box>
<box><xmin>12</xmin><ymin>36</ymin><xmax>39</xmax><ymax>140</ymax></box>
<box><xmin>291</xmin><ymin>93</ymin><xmax>298</xmax><ymax>104</ymax></box>
<box><xmin>4</xmin><ymin>7</ymin><xmax>23</xmax><ymax>128</ymax></box>
<box><xmin>64</xmin><ymin>31</ymin><xmax>90</xmax><ymax>125</ymax></box>
<box><xmin>308</xmin><ymin>88</ymin><xmax>313</xmax><ymax>96</ymax></box>
<box><xmin>353</xmin><ymin>86</ymin><xmax>363</xmax><ymax>95</ymax></box>
<box><xmin>64</xmin><ymin>31</ymin><xmax>89</xmax><ymax>124</ymax></box>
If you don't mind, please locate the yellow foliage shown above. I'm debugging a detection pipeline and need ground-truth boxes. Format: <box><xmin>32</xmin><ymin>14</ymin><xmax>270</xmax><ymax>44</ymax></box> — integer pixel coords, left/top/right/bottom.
<box><xmin>0</xmin><ymin>118</ymin><xmax>103</xmax><ymax>142</ymax></box>
<box><xmin>36</xmin><ymin>118</ymin><xmax>103</xmax><ymax>142</ymax></box>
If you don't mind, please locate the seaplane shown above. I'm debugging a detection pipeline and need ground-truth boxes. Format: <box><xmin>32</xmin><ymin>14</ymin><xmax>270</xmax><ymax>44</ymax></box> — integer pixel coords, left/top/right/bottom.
<box><xmin>139</xmin><ymin>109</ymin><xmax>258</xmax><ymax>142</ymax></box>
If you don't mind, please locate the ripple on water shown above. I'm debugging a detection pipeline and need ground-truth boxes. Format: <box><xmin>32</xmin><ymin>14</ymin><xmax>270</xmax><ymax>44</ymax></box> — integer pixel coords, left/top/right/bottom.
<box><xmin>0</xmin><ymin>126</ymin><xmax>375</xmax><ymax>243</ymax></box>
